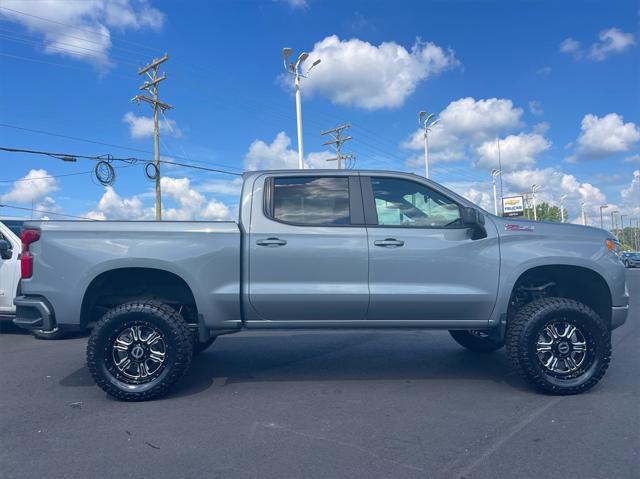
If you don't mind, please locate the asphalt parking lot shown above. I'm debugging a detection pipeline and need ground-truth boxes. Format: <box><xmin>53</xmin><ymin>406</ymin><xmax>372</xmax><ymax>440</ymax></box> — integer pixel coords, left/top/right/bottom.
<box><xmin>1</xmin><ymin>271</ymin><xmax>638</xmax><ymax>479</ymax></box>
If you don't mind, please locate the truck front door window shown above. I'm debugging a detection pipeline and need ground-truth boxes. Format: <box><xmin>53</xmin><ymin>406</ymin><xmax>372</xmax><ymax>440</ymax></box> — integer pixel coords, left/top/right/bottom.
<box><xmin>271</xmin><ymin>177</ymin><xmax>350</xmax><ymax>225</ymax></box>
<box><xmin>371</xmin><ymin>177</ymin><xmax>460</xmax><ymax>227</ymax></box>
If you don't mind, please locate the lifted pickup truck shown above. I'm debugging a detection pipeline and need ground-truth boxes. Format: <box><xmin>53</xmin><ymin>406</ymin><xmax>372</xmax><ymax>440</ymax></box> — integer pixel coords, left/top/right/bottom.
<box><xmin>13</xmin><ymin>170</ymin><xmax>628</xmax><ymax>400</ymax></box>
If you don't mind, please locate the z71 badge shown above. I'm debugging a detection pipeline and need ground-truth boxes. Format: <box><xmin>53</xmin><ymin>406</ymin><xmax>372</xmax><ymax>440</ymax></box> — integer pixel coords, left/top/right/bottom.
<box><xmin>505</xmin><ymin>224</ymin><xmax>535</xmax><ymax>232</ymax></box>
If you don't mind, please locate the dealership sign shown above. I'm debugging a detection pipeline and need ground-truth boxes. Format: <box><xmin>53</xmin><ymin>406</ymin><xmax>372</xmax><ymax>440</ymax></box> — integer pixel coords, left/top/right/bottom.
<box><xmin>502</xmin><ymin>196</ymin><xmax>525</xmax><ymax>217</ymax></box>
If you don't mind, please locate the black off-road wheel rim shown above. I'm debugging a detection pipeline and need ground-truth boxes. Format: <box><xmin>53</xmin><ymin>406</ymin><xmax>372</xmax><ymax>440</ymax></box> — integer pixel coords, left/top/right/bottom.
<box><xmin>105</xmin><ymin>321</ymin><xmax>170</xmax><ymax>386</ymax></box>
<box><xmin>532</xmin><ymin>317</ymin><xmax>597</xmax><ymax>383</ymax></box>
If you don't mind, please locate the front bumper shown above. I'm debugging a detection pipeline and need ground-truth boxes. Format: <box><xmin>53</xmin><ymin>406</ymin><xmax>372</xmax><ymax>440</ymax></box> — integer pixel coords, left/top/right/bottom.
<box><xmin>13</xmin><ymin>296</ymin><xmax>56</xmax><ymax>331</ymax></box>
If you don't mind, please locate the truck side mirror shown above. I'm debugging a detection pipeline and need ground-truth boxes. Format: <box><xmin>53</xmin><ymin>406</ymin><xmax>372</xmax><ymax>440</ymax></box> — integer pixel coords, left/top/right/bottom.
<box><xmin>0</xmin><ymin>240</ymin><xmax>12</xmax><ymax>260</ymax></box>
<box><xmin>460</xmin><ymin>206</ymin><xmax>485</xmax><ymax>227</ymax></box>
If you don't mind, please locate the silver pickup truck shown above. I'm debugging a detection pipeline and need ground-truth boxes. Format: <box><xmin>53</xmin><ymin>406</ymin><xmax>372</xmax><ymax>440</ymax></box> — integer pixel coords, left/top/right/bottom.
<box><xmin>13</xmin><ymin>170</ymin><xmax>628</xmax><ymax>401</ymax></box>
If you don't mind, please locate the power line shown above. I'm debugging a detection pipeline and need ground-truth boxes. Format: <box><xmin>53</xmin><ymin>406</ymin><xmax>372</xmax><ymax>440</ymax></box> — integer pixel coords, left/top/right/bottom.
<box><xmin>0</xmin><ymin>146</ymin><xmax>242</xmax><ymax>176</ymax></box>
<box><xmin>0</xmin><ymin>203</ymin><xmax>96</xmax><ymax>220</ymax></box>
<box><xmin>0</xmin><ymin>52</ymin><xmax>134</xmax><ymax>80</ymax></box>
<box><xmin>0</xmin><ymin>123</ymin><xmax>242</xmax><ymax>171</ymax></box>
<box><xmin>0</xmin><ymin>6</ymin><xmax>159</xmax><ymax>54</ymax></box>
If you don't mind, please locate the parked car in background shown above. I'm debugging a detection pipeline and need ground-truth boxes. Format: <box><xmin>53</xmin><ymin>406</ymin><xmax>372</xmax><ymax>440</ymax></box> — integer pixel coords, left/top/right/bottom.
<box><xmin>0</xmin><ymin>220</ymin><xmax>21</xmax><ymax>323</ymax></box>
<box><xmin>622</xmin><ymin>252</ymin><xmax>640</xmax><ymax>268</ymax></box>
<box><xmin>0</xmin><ymin>219</ymin><xmax>68</xmax><ymax>339</ymax></box>
<box><xmin>12</xmin><ymin>170</ymin><xmax>628</xmax><ymax>401</ymax></box>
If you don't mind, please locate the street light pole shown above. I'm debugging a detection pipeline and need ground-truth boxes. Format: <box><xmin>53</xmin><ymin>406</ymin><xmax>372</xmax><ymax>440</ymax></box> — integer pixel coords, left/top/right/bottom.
<box><xmin>419</xmin><ymin>111</ymin><xmax>440</xmax><ymax>179</ymax></box>
<box><xmin>531</xmin><ymin>184</ymin><xmax>541</xmax><ymax>221</ymax></box>
<box><xmin>560</xmin><ymin>194</ymin><xmax>567</xmax><ymax>223</ymax></box>
<box><xmin>610</xmin><ymin>210</ymin><xmax>618</xmax><ymax>232</ymax></box>
<box><xmin>599</xmin><ymin>204</ymin><xmax>608</xmax><ymax>229</ymax></box>
<box><xmin>491</xmin><ymin>169</ymin><xmax>501</xmax><ymax>215</ymax></box>
<box><xmin>283</xmin><ymin>48</ymin><xmax>321</xmax><ymax>169</ymax></box>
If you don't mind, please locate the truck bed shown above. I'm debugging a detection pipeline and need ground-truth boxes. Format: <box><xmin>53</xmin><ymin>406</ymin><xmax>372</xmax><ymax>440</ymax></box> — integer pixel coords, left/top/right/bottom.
<box><xmin>19</xmin><ymin>220</ymin><xmax>242</xmax><ymax>331</ymax></box>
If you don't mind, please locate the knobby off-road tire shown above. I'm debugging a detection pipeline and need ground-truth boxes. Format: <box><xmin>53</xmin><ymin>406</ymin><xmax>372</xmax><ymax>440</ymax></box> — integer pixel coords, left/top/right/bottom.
<box><xmin>506</xmin><ymin>297</ymin><xmax>611</xmax><ymax>395</ymax></box>
<box><xmin>87</xmin><ymin>300</ymin><xmax>193</xmax><ymax>401</ymax></box>
<box><xmin>449</xmin><ymin>330</ymin><xmax>505</xmax><ymax>352</ymax></box>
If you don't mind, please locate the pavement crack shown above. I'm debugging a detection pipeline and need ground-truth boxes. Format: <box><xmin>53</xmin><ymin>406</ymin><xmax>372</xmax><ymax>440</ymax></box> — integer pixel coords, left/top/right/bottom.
<box><xmin>440</xmin><ymin>397</ymin><xmax>563</xmax><ymax>479</ymax></box>
<box><xmin>256</xmin><ymin>422</ymin><xmax>425</xmax><ymax>474</ymax></box>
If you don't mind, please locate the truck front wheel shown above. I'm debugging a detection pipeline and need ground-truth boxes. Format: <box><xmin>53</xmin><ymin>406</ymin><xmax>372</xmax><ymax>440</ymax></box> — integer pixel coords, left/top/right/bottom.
<box><xmin>449</xmin><ymin>330</ymin><xmax>504</xmax><ymax>352</ymax></box>
<box><xmin>87</xmin><ymin>300</ymin><xmax>193</xmax><ymax>401</ymax></box>
<box><xmin>506</xmin><ymin>297</ymin><xmax>611</xmax><ymax>395</ymax></box>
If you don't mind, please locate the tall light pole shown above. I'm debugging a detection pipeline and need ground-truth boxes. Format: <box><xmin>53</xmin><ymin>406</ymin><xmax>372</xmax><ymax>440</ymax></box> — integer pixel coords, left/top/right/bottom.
<box><xmin>581</xmin><ymin>202</ymin><xmax>587</xmax><ymax>225</ymax></box>
<box><xmin>283</xmin><ymin>48</ymin><xmax>321</xmax><ymax>169</ymax></box>
<box><xmin>419</xmin><ymin>111</ymin><xmax>440</xmax><ymax>179</ymax></box>
<box><xmin>491</xmin><ymin>169</ymin><xmax>501</xmax><ymax>215</ymax></box>
<box><xmin>599</xmin><ymin>204</ymin><xmax>608</xmax><ymax>229</ymax></box>
<box><xmin>610</xmin><ymin>210</ymin><xmax>618</xmax><ymax>232</ymax></box>
<box><xmin>560</xmin><ymin>194</ymin><xmax>568</xmax><ymax>223</ymax></box>
<box><xmin>531</xmin><ymin>184</ymin><xmax>541</xmax><ymax>221</ymax></box>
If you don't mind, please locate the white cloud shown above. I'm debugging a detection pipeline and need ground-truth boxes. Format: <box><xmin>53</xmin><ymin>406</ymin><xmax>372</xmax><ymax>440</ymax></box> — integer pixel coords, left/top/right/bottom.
<box><xmin>560</xmin><ymin>37</ymin><xmax>581</xmax><ymax>57</ymax></box>
<box><xmin>588</xmin><ymin>27</ymin><xmax>636</xmax><ymax>61</ymax></box>
<box><xmin>537</xmin><ymin>66</ymin><xmax>552</xmax><ymax>76</ymax></box>
<box><xmin>33</xmin><ymin>196</ymin><xmax>62</xmax><ymax>219</ymax></box>
<box><xmin>0</xmin><ymin>169</ymin><xmax>58</xmax><ymax>203</ymax></box>
<box><xmin>503</xmin><ymin>168</ymin><xmax>607</xmax><ymax>224</ymax></box>
<box><xmin>86</xmin><ymin>186</ymin><xmax>147</xmax><ymax>220</ymax></box>
<box><xmin>244</xmin><ymin>131</ymin><xmax>334</xmax><ymax>170</ymax></box>
<box><xmin>573</xmin><ymin>113</ymin><xmax>640</xmax><ymax>160</ymax></box>
<box><xmin>86</xmin><ymin>176</ymin><xmax>231</xmax><ymax>220</ymax></box>
<box><xmin>275</xmin><ymin>0</ymin><xmax>309</xmax><ymax>8</ymax></box>
<box><xmin>0</xmin><ymin>0</ymin><xmax>165</xmax><ymax>70</ymax></box>
<box><xmin>475</xmin><ymin>133</ymin><xmax>551</xmax><ymax>171</ymax></box>
<box><xmin>624</xmin><ymin>154</ymin><xmax>640</xmax><ymax>163</ymax></box>
<box><xmin>560</xmin><ymin>28</ymin><xmax>635</xmax><ymax>62</ymax></box>
<box><xmin>528</xmin><ymin>100</ymin><xmax>544</xmax><ymax>116</ymax></box>
<box><xmin>402</xmin><ymin>97</ymin><xmax>525</xmax><ymax>167</ymax></box>
<box><xmin>437</xmin><ymin>97</ymin><xmax>523</xmax><ymax>140</ymax></box>
<box><xmin>161</xmin><ymin>177</ymin><xmax>230</xmax><ymax>220</ymax></box>
<box><xmin>297</xmin><ymin>35</ymin><xmax>459</xmax><ymax>110</ymax></box>
<box><xmin>619</xmin><ymin>170</ymin><xmax>640</xmax><ymax>218</ymax></box>
<box><xmin>123</xmin><ymin>112</ymin><xmax>182</xmax><ymax>139</ymax></box>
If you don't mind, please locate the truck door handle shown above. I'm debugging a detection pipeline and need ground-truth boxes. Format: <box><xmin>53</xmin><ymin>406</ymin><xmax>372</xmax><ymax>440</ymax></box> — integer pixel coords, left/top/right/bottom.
<box><xmin>256</xmin><ymin>237</ymin><xmax>287</xmax><ymax>247</ymax></box>
<box><xmin>374</xmin><ymin>238</ymin><xmax>404</xmax><ymax>247</ymax></box>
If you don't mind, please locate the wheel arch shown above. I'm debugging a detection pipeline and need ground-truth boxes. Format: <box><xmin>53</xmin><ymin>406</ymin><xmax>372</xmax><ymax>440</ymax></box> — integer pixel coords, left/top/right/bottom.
<box><xmin>80</xmin><ymin>267</ymin><xmax>199</xmax><ymax>329</ymax></box>
<box><xmin>508</xmin><ymin>264</ymin><xmax>612</xmax><ymax>326</ymax></box>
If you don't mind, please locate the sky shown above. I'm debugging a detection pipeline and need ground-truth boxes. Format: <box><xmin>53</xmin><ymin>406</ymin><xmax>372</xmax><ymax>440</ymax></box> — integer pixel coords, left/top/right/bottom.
<box><xmin>0</xmin><ymin>0</ymin><xmax>638</xmax><ymax>227</ymax></box>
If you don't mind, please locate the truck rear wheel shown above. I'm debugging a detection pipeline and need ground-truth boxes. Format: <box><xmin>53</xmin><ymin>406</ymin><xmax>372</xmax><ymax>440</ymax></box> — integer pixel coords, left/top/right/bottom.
<box><xmin>87</xmin><ymin>300</ymin><xmax>193</xmax><ymax>401</ymax></box>
<box><xmin>449</xmin><ymin>330</ymin><xmax>504</xmax><ymax>352</ymax></box>
<box><xmin>506</xmin><ymin>297</ymin><xmax>611</xmax><ymax>395</ymax></box>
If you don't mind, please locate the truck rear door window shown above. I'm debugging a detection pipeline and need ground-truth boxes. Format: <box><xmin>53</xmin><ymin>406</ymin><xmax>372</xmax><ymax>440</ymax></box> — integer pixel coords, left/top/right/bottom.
<box><xmin>270</xmin><ymin>177</ymin><xmax>350</xmax><ymax>225</ymax></box>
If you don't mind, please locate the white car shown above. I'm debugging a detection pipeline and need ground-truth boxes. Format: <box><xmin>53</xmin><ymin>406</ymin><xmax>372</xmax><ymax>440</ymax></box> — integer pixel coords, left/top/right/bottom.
<box><xmin>0</xmin><ymin>219</ymin><xmax>66</xmax><ymax>339</ymax></box>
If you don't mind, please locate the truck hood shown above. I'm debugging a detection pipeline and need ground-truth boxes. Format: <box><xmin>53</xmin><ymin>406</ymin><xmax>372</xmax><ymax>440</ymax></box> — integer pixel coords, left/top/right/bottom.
<box><xmin>488</xmin><ymin>216</ymin><xmax>612</xmax><ymax>242</ymax></box>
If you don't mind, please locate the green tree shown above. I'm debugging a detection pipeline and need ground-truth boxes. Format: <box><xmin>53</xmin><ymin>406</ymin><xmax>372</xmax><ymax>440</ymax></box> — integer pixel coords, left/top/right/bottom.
<box><xmin>525</xmin><ymin>202</ymin><xmax>567</xmax><ymax>222</ymax></box>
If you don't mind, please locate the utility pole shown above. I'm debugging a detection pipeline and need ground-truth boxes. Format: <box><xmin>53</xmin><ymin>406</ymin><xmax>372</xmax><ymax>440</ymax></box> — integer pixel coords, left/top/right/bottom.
<box><xmin>133</xmin><ymin>53</ymin><xmax>172</xmax><ymax>221</ymax></box>
<box><xmin>610</xmin><ymin>210</ymin><xmax>618</xmax><ymax>233</ymax></box>
<box><xmin>581</xmin><ymin>202</ymin><xmax>587</xmax><ymax>226</ymax></box>
<box><xmin>560</xmin><ymin>194</ymin><xmax>567</xmax><ymax>223</ymax></box>
<box><xmin>321</xmin><ymin>124</ymin><xmax>354</xmax><ymax>169</ymax></box>
<box><xmin>491</xmin><ymin>169</ymin><xmax>501</xmax><ymax>215</ymax></box>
